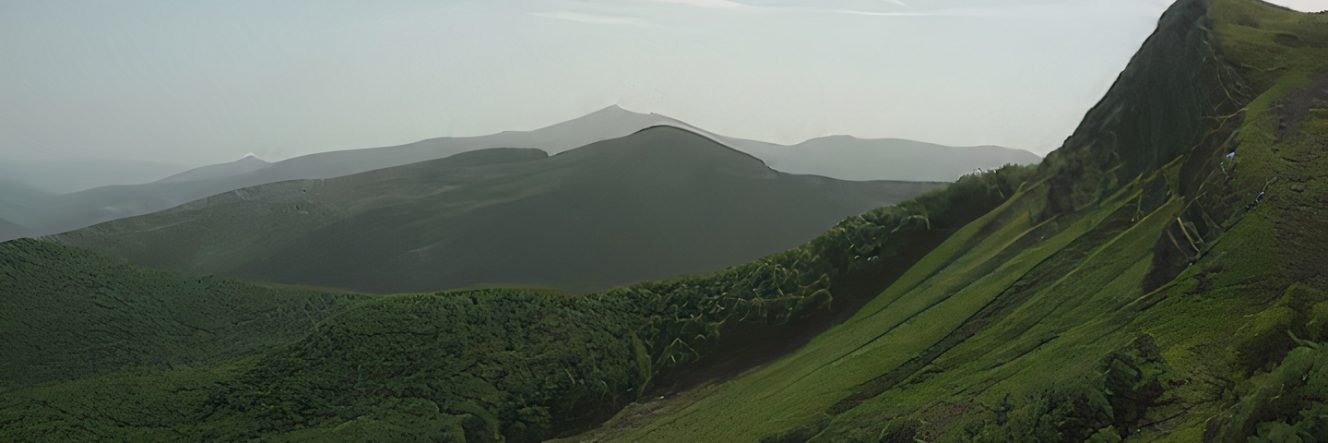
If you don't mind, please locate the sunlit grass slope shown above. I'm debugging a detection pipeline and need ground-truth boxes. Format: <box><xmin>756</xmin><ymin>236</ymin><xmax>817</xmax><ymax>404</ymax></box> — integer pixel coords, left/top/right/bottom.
<box><xmin>0</xmin><ymin>165</ymin><xmax>1027</xmax><ymax>441</ymax></box>
<box><xmin>582</xmin><ymin>0</ymin><xmax>1328</xmax><ymax>441</ymax></box>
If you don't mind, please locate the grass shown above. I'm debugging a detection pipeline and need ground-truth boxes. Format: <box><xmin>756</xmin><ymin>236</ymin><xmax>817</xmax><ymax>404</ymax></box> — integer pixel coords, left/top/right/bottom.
<box><xmin>0</xmin><ymin>165</ymin><xmax>1030</xmax><ymax>442</ymax></box>
<box><xmin>570</xmin><ymin>0</ymin><xmax>1328</xmax><ymax>441</ymax></box>
<box><xmin>4</xmin><ymin>0</ymin><xmax>1327</xmax><ymax>441</ymax></box>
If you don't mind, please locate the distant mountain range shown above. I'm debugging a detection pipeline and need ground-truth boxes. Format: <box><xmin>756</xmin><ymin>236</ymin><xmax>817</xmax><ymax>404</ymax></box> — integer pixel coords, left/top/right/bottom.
<box><xmin>6</xmin><ymin>1</ymin><xmax>1328</xmax><ymax>442</ymax></box>
<box><xmin>0</xmin><ymin>106</ymin><xmax>1035</xmax><ymax>242</ymax></box>
<box><xmin>57</xmin><ymin>126</ymin><xmax>943</xmax><ymax>292</ymax></box>
<box><xmin>156</xmin><ymin>153</ymin><xmax>270</xmax><ymax>183</ymax></box>
<box><xmin>0</xmin><ymin>217</ymin><xmax>27</xmax><ymax>241</ymax></box>
<box><xmin>0</xmin><ymin>158</ymin><xmax>190</xmax><ymax>194</ymax></box>
<box><xmin>736</xmin><ymin>135</ymin><xmax>1040</xmax><ymax>182</ymax></box>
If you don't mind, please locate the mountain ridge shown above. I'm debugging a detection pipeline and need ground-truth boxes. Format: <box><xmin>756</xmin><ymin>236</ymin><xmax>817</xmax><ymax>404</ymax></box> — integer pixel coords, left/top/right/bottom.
<box><xmin>0</xmin><ymin>106</ymin><xmax>1036</xmax><ymax>242</ymax></box>
<box><xmin>56</xmin><ymin>126</ymin><xmax>943</xmax><ymax>293</ymax></box>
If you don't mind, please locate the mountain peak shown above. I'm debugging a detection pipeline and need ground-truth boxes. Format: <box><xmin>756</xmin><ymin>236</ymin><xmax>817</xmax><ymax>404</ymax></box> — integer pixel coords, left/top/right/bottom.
<box><xmin>586</xmin><ymin>103</ymin><xmax>649</xmax><ymax>118</ymax></box>
<box><xmin>238</xmin><ymin>153</ymin><xmax>268</xmax><ymax>163</ymax></box>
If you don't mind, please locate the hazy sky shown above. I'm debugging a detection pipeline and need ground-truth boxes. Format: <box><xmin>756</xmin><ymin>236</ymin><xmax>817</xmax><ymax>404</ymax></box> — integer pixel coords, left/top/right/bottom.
<box><xmin>1</xmin><ymin>0</ymin><xmax>1321</xmax><ymax>165</ymax></box>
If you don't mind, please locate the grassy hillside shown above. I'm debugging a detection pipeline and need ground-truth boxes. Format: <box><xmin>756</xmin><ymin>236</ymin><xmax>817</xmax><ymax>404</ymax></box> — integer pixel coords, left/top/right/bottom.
<box><xmin>55</xmin><ymin>127</ymin><xmax>942</xmax><ymax>293</ymax></box>
<box><xmin>5</xmin><ymin>1</ymin><xmax>1325</xmax><ymax>442</ymax></box>
<box><xmin>0</xmin><ymin>239</ymin><xmax>363</xmax><ymax>391</ymax></box>
<box><xmin>567</xmin><ymin>0</ymin><xmax>1328</xmax><ymax>441</ymax></box>
<box><xmin>1</xmin><ymin>166</ymin><xmax>1024</xmax><ymax>441</ymax></box>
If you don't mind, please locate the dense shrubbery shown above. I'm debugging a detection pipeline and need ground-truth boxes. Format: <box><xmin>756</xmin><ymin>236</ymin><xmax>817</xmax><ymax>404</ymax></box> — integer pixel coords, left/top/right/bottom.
<box><xmin>1208</xmin><ymin>345</ymin><xmax>1328</xmax><ymax>442</ymax></box>
<box><xmin>216</xmin><ymin>290</ymin><xmax>649</xmax><ymax>442</ymax></box>
<box><xmin>621</xmin><ymin>165</ymin><xmax>1034</xmax><ymax>376</ymax></box>
<box><xmin>218</xmin><ymin>165</ymin><xmax>1034</xmax><ymax>442</ymax></box>
<box><xmin>0</xmin><ymin>165</ymin><xmax>1034</xmax><ymax>442</ymax></box>
<box><xmin>964</xmin><ymin>336</ymin><xmax>1172</xmax><ymax>442</ymax></box>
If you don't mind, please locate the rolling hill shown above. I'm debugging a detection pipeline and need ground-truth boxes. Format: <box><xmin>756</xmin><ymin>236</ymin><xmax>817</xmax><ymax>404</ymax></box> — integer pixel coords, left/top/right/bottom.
<box><xmin>0</xmin><ymin>179</ymin><xmax>47</xmax><ymax>230</ymax></box>
<box><xmin>1</xmin><ymin>167</ymin><xmax>1020</xmax><ymax>441</ymax></box>
<box><xmin>4</xmin><ymin>0</ymin><xmax>1324</xmax><ymax>442</ymax></box>
<box><xmin>157</xmin><ymin>153</ymin><xmax>271</xmax><ymax>183</ymax></box>
<box><xmin>0</xmin><ymin>217</ymin><xmax>27</xmax><ymax>240</ymax></box>
<box><xmin>0</xmin><ymin>158</ymin><xmax>191</xmax><ymax>194</ymax></box>
<box><xmin>55</xmin><ymin>126</ymin><xmax>943</xmax><ymax>293</ymax></box>
<box><xmin>740</xmin><ymin>135</ymin><xmax>1042</xmax><ymax>182</ymax></box>
<box><xmin>1</xmin><ymin>105</ymin><xmax>1035</xmax><ymax>242</ymax></box>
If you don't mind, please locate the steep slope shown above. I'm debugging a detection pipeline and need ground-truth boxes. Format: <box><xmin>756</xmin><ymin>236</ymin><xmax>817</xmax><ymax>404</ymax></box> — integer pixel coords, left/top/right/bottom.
<box><xmin>0</xmin><ymin>169</ymin><xmax>1025</xmax><ymax>442</ymax></box>
<box><xmin>7</xmin><ymin>1</ymin><xmax>1323</xmax><ymax>442</ymax></box>
<box><xmin>566</xmin><ymin>0</ymin><xmax>1328</xmax><ymax>441</ymax></box>
<box><xmin>56</xmin><ymin>127</ymin><xmax>943</xmax><ymax>293</ymax></box>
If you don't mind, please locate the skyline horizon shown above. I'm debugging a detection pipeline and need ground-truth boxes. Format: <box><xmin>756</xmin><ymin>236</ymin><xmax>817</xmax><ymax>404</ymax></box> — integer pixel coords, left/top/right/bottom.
<box><xmin>2</xmin><ymin>0</ymin><xmax>1319</xmax><ymax>166</ymax></box>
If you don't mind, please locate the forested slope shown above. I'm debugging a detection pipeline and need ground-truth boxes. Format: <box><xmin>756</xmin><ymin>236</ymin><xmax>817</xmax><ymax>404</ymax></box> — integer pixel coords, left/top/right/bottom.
<box><xmin>1</xmin><ymin>165</ymin><xmax>1025</xmax><ymax>441</ymax></box>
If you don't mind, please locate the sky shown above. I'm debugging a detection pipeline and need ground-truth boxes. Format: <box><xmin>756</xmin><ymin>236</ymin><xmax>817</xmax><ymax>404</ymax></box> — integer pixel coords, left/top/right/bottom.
<box><xmin>0</xmin><ymin>0</ymin><xmax>1323</xmax><ymax>166</ymax></box>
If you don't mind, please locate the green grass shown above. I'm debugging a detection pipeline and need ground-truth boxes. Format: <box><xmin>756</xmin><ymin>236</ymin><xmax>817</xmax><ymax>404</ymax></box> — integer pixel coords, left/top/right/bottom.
<box><xmin>0</xmin><ymin>165</ymin><xmax>1029</xmax><ymax>442</ymax></box>
<box><xmin>4</xmin><ymin>0</ymin><xmax>1327</xmax><ymax>442</ymax></box>
<box><xmin>570</xmin><ymin>0</ymin><xmax>1328</xmax><ymax>441</ymax></box>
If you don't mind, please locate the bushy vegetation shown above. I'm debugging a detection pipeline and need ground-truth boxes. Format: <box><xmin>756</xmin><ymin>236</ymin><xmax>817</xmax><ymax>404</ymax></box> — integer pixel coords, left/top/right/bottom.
<box><xmin>5</xmin><ymin>0</ymin><xmax>1327</xmax><ymax>442</ymax></box>
<box><xmin>1207</xmin><ymin>345</ymin><xmax>1328</xmax><ymax>442</ymax></box>
<box><xmin>575</xmin><ymin>0</ymin><xmax>1328</xmax><ymax>441</ymax></box>
<box><xmin>0</xmin><ymin>164</ymin><xmax>1030</xmax><ymax>442</ymax></box>
<box><xmin>963</xmin><ymin>336</ymin><xmax>1172</xmax><ymax>442</ymax></box>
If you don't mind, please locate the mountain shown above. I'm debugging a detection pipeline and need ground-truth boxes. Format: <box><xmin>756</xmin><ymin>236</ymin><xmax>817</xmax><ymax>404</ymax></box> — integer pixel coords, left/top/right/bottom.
<box><xmin>0</xmin><ymin>106</ymin><xmax>677</xmax><ymax>241</ymax></box>
<box><xmin>7</xmin><ymin>0</ymin><xmax>1325</xmax><ymax>442</ymax></box>
<box><xmin>736</xmin><ymin>135</ymin><xmax>1042</xmax><ymax>182</ymax></box>
<box><xmin>0</xmin><ymin>217</ymin><xmax>28</xmax><ymax>240</ymax></box>
<box><xmin>1</xmin><ymin>105</ymin><xmax>1034</xmax><ymax>242</ymax></box>
<box><xmin>0</xmin><ymin>165</ymin><xmax>1014</xmax><ymax>441</ymax></box>
<box><xmin>0</xmin><ymin>158</ymin><xmax>191</xmax><ymax>194</ymax></box>
<box><xmin>0</xmin><ymin>178</ymin><xmax>47</xmax><ymax>227</ymax></box>
<box><xmin>56</xmin><ymin>126</ymin><xmax>943</xmax><ymax>293</ymax></box>
<box><xmin>156</xmin><ymin>153</ymin><xmax>270</xmax><ymax>183</ymax></box>
<box><xmin>568</xmin><ymin>0</ymin><xmax>1328</xmax><ymax>441</ymax></box>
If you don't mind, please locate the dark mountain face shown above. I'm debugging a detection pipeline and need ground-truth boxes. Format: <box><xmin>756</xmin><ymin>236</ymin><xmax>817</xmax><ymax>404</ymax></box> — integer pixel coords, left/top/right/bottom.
<box><xmin>1</xmin><ymin>106</ymin><xmax>1034</xmax><ymax>242</ymax></box>
<box><xmin>0</xmin><ymin>108</ymin><xmax>673</xmax><ymax>241</ymax></box>
<box><xmin>57</xmin><ymin>127</ymin><xmax>943</xmax><ymax>293</ymax></box>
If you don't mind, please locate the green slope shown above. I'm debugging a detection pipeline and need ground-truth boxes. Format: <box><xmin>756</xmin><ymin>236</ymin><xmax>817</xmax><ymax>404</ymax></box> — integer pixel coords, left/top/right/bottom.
<box><xmin>55</xmin><ymin>127</ymin><xmax>943</xmax><ymax>293</ymax></box>
<box><xmin>5</xmin><ymin>1</ymin><xmax>1326</xmax><ymax>442</ymax></box>
<box><xmin>0</xmin><ymin>239</ymin><xmax>362</xmax><ymax>392</ymax></box>
<box><xmin>571</xmin><ymin>0</ymin><xmax>1328</xmax><ymax>441</ymax></box>
<box><xmin>0</xmin><ymin>164</ymin><xmax>1025</xmax><ymax>441</ymax></box>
